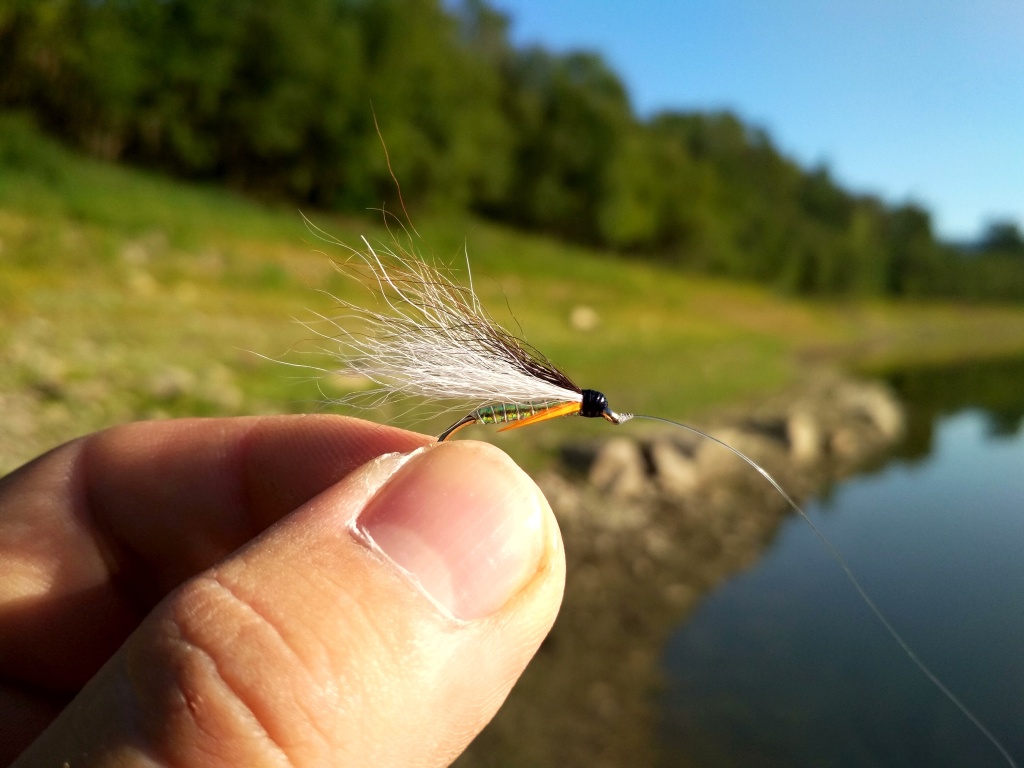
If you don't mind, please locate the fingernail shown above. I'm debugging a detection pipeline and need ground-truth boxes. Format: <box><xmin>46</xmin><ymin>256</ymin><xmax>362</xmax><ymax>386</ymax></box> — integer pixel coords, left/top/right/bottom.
<box><xmin>355</xmin><ymin>441</ymin><xmax>550</xmax><ymax>620</ymax></box>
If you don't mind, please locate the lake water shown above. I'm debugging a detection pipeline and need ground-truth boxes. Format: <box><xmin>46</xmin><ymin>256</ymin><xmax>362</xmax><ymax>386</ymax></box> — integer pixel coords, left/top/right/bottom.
<box><xmin>660</xmin><ymin>363</ymin><xmax>1024</xmax><ymax>767</ymax></box>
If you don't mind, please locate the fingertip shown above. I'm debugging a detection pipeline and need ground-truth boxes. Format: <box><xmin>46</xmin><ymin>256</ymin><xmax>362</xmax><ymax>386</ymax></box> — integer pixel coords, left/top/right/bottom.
<box><xmin>355</xmin><ymin>440</ymin><xmax>564</xmax><ymax>621</ymax></box>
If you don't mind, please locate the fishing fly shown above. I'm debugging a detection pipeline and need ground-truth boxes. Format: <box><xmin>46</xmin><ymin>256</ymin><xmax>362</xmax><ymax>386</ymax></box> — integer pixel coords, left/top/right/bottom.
<box><xmin>300</xmin><ymin>218</ymin><xmax>1017</xmax><ymax>768</ymax></box>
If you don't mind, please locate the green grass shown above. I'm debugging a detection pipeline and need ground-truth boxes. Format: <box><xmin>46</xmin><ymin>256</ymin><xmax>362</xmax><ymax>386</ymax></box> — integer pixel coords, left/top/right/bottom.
<box><xmin>4</xmin><ymin>110</ymin><xmax>1024</xmax><ymax>473</ymax></box>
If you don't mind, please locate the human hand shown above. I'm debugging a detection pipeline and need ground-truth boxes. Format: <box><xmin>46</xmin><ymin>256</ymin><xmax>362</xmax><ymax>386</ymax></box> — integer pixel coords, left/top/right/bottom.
<box><xmin>0</xmin><ymin>415</ymin><xmax>565</xmax><ymax>767</ymax></box>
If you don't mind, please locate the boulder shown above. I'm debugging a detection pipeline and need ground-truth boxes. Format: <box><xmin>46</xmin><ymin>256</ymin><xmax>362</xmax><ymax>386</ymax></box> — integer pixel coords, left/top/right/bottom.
<box><xmin>588</xmin><ymin>437</ymin><xmax>647</xmax><ymax>498</ymax></box>
<box><xmin>840</xmin><ymin>381</ymin><xmax>905</xmax><ymax>439</ymax></box>
<box><xmin>787</xmin><ymin>409</ymin><xmax>823</xmax><ymax>463</ymax></box>
<box><xmin>649</xmin><ymin>440</ymin><xmax>698</xmax><ymax>497</ymax></box>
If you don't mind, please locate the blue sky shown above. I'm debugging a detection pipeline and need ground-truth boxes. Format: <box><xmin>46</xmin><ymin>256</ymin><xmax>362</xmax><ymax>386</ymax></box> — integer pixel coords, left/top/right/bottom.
<box><xmin>489</xmin><ymin>0</ymin><xmax>1024</xmax><ymax>241</ymax></box>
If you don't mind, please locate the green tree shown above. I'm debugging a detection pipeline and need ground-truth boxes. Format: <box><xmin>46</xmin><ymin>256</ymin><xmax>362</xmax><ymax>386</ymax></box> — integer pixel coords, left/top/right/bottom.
<box><xmin>496</xmin><ymin>49</ymin><xmax>632</xmax><ymax>241</ymax></box>
<box><xmin>979</xmin><ymin>220</ymin><xmax>1024</xmax><ymax>257</ymax></box>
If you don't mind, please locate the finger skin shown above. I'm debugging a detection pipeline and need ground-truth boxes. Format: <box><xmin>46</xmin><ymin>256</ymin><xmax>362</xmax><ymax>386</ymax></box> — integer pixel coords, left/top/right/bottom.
<box><xmin>13</xmin><ymin>441</ymin><xmax>565</xmax><ymax>768</ymax></box>
<box><xmin>0</xmin><ymin>415</ymin><xmax>430</xmax><ymax>692</ymax></box>
<box><xmin>2</xmin><ymin>417</ymin><xmax>566</xmax><ymax>767</ymax></box>
<box><xmin>0</xmin><ymin>415</ymin><xmax>428</xmax><ymax>759</ymax></box>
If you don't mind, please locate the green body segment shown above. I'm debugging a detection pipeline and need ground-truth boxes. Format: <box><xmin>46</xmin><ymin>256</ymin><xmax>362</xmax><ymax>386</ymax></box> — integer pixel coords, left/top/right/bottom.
<box><xmin>473</xmin><ymin>402</ymin><xmax>561</xmax><ymax>425</ymax></box>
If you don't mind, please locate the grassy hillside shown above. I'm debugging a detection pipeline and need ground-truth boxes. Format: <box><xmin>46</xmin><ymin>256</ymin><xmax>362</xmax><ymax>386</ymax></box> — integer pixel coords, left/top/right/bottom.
<box><xmin>4</xmin><ymin>112</ymin><xmax>1024</xmax><ymax>474</ymax></box>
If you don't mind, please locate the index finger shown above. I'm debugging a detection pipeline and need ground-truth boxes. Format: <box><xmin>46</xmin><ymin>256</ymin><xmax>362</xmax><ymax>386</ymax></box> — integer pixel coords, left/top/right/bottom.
<box><xmin>0</xmin><ymin>414</ymin><xmax>431</xmax><ymax>691</ymax></box>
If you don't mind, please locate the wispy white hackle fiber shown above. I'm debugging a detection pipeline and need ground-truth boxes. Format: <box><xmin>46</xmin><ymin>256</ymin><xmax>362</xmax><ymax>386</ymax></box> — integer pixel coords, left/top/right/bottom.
<box><xmin>300</xmin><ymin>219</ymin><xmax>583</xmax><ymax>415</ymax></box>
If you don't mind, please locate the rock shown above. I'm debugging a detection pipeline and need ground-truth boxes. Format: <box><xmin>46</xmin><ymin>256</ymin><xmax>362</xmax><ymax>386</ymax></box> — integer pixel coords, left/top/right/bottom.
<box><xmin>588</xmin><ymin>437</ymin><xmax>647</xmax><ymax>498</ymax></box>
<box><xmin>128</xmin><ymin>269</ymin><xmax>158</xmax><ymax>297</ymax></box>
<box><xmin>120</xmin><ymin>241</ymin><xmax>150</xmax><ymax>266</ymax></box>
<box><xmin>537</xmin><ymin>471</ymin><xmax>584</xmax><ymax>519</ymax></box>
<box><xmin>569</xmin><ymin>305</ymin><xmax>600</xmax><ymax>332</ymax></box>
<box><xmin>867</xmin><ymin>388</ymin><xmax>905</xmax><ymax>440</ymax></box>
<box><xmin>787</xmin><ymin>409</ymin><xmax>822</xmax><ymax>463</ymax></box>
<box><xmin>840</xmin><ymin>381</ymin><xmax>904</xmax><ymax>439</ymax></box>
<box><xmin>649</xmin><ymin>440</ymin><xmax>698</xmax><ymax>497</ymax></box>
<box><xmin>148</xmin><ymin>366</ymin><xmax>196</xmax><ymax>401</ymax></box>
<box><xmin>642</xmin><ymin>527</ymin><xmax>675</xmax><ymax>560</ymax></box>
<box><xmin>555</xmin><ymin>375</ymin><xmax>907</xmax><ymax>519</ymax></box>
<box><xmin>664</xmin><ymin>582</ymin><xmax>697</xmax><ymax>608</ymax></box>
<box><xmin>23</xmin><ymin>352</ymin><xmax>67</xmax><ymax>400</ymax></box>
<box><xmin>120</xmin><ymin>230</ymin><xmax>168</xmax><ymax>265</ymax></box>
<box><xmin>831</xmin><ymin>425</ymin><xmax>866</xmax><ymax>459</ymax></box>
<box><xmin>587</xmin><ymin>680</ymin><xmax>619</xmax><ymax>720</ymax></box>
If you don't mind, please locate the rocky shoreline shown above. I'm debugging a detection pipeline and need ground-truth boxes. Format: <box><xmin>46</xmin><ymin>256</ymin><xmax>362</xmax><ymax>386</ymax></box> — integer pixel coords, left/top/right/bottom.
<box><xmin>456</xmin><ymin>374</ymin><xmax>907</xmax><ymax>768</ymax></box>
<box><xmin>556</xmin><ymin>372</ymin><xmax>904</xmax><ymax>504</ymax></box>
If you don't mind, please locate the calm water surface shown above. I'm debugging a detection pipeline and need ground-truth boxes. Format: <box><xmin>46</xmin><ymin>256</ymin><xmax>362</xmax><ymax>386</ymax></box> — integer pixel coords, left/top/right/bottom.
<box><xmin>660</xmin><ymin>371</ymin><xmax>1024</xmax><ymax>767</ymax></box>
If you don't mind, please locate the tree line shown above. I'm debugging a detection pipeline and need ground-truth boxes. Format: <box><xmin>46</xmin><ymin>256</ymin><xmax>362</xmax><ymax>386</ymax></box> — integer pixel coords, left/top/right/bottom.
<box><xmin>1</xmin><ymin>0</ymin><xmax>1021</xmax><ymax>300</ymax></box>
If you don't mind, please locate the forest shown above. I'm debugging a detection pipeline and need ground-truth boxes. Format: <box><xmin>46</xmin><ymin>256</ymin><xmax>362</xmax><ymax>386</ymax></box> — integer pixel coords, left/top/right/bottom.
<box><xmin>2</xmin><ymin>0</ymin><xmax>1023</xmax><ymax>300</ymax></box>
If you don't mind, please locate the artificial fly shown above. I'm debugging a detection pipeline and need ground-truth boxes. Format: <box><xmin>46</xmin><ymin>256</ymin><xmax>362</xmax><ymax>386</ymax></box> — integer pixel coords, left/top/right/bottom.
<box><xmin>300</xmin><ymin>219</ymin><xmax>1017</xmax><ymax>768</ymax></box>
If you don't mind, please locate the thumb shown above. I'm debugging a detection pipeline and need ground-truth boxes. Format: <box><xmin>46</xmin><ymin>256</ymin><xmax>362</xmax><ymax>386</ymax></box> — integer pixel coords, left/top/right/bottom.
<box><xmin>16</xmin><ymin>440</ymin><xmax>565</xmax><ymax>768</ymax></box>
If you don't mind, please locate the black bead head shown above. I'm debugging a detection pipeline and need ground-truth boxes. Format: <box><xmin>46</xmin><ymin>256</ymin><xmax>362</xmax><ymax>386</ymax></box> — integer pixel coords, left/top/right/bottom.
<box><xmin>580</xmin><ymin>389</ymin><xmax>609</xmax><ymax>418</ymax></box>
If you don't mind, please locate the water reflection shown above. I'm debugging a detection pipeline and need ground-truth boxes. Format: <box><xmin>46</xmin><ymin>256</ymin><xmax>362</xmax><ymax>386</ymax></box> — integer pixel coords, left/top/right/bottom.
<box><xmin>660</xmin><ymin>360</ymin><xmax>1024</xmax><ymax>767</ymax></box>
<box><xmin>889</xmin><ymin>356</ymin><xmax>1024</xmax><ymax>458</ymax></box>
